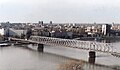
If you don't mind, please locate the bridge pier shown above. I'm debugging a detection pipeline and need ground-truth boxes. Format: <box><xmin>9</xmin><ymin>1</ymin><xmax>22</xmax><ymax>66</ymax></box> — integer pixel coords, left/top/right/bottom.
<box><xmin>88</xmin><ymin>51</ymin><xmax>96</xmax><ymax>63</ymax></box>
<box><xmin>89</xmin><ymin>51</ymin><xmax>96</xmax><ymax>58</ymax></box>
<box><xmin>37</xmin><ymin>44</ymin><xmax>44</xmax><ymax>52</ymax></box>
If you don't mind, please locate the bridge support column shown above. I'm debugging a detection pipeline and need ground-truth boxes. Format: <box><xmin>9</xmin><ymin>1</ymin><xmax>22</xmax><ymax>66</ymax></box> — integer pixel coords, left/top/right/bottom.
<box><xmin>89</xmin><ymin>51</ymin><xmax>96</xmax><ymax>58</ymax></box>
<box><xmin>88</xmin><ymin>51</ymin><xmax>96</xmax><ymax>63</ymax></box>
<box><xmin>37</xmin><ymin>44</ymin><xmax>44</xmax><ymax>52</ymax></box>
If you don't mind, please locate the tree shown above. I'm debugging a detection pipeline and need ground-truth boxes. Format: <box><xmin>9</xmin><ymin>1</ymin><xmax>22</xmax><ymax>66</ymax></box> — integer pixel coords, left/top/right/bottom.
<box><xmin>20</xmin><ymin>33</ymin><xmax>25</xmax><ymax>39</ymax></box>
<box><xmin>25</xmin><ymin>28</ymin><xmax>32</xmax><ymax>40</ymax></box>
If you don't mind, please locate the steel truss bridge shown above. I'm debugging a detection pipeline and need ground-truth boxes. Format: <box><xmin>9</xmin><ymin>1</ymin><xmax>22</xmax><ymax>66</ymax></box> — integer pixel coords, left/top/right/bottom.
<box><xmin>10</xmin><ymin>36</ymin><xmax>120</xmax><ymax>58</ymax></box>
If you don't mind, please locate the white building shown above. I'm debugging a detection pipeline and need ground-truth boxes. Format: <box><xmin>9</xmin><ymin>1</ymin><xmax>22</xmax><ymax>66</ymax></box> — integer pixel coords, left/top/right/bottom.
<box><xmin>9</xmin><ymin>28</ymin><xmax>26</xmax><ymax>36</ymax></box>
<box><xmin>0</xmin><ymin>28</ymin><xmax>5</xmax><ymax>35</ymax></box>
<box><xmin>0</xmin><ymin>28</ymin><xmax>9</xmax><ymax>36</ymax></box>
<box><xmin>102</xmin><ymin>24</ymin><xmax>111</xmax><ymax>36</ymax></box>
<box><xmin>102</xmin><ymin>24</ymin><xmax>107</xmax><ymax>35</ymax></box>
<box><xmin>0</xmin><ymin>28</ymin><xmax>27</xmax><ymax>37</ymax></box>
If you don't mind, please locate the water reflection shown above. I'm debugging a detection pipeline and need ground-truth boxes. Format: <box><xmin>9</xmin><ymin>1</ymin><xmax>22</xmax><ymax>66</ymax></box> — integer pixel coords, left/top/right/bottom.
<box><xmin>88</xmin><ymin>57</ymin><xmax>95</xmax><ymax>64</ymax></box>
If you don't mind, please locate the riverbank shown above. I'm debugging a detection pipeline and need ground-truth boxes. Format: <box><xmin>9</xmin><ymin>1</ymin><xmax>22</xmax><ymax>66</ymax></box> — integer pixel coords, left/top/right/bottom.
<box><xmin>76</xmin><ymin>36</ymin><xmax>120</xmax><ymax>43</ymax></box>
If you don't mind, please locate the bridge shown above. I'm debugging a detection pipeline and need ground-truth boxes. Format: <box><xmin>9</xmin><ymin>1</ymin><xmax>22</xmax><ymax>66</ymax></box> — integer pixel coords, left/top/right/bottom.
<box><xmin>9</xmin><ymin>36</ymin><xmax>120</xmax><ymax>63</ymax></box>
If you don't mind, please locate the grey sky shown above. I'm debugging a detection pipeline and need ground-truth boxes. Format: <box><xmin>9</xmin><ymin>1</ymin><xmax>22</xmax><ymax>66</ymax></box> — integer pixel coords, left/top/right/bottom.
<box><xmin>0</xmin><ymin>0</ymin><xmax>120</xmax><ymax>23</ymax></box>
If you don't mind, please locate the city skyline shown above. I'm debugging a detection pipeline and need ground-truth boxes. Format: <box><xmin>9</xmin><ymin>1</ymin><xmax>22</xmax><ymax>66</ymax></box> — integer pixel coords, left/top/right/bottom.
<box><xmin>0</xmin><ymin>0</ymin><xmax>120</xmax><ymax>23</ymax></box>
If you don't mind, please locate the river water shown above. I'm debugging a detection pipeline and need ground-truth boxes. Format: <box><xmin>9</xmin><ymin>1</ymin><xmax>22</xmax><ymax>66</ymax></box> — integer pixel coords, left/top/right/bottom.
<box><xmin>0</xmin><ymin>44</ymin><xmax>115</xmax><ymax>70</ymax></box>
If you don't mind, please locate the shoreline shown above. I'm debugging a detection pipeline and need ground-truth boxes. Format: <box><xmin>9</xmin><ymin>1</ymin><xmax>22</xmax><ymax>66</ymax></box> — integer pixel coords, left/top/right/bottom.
<box><xmin>76</xmin><ymin>36</ymin><xmax>120</xmax><ymax>43</ymax></box>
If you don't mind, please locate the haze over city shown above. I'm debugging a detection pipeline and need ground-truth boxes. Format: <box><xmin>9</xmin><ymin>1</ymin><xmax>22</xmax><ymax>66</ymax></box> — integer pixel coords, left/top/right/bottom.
<box><xmin>0</xmin><ymin>0</ymin><xmax>120</xmax><ymax>23</ymax></box>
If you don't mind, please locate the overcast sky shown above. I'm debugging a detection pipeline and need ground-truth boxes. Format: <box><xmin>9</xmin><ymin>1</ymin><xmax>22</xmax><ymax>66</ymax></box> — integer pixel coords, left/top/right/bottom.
<box><xmin>0</xmin><ymin>0</ymin><xmax>120</xmax><ymax>23</ymax></box>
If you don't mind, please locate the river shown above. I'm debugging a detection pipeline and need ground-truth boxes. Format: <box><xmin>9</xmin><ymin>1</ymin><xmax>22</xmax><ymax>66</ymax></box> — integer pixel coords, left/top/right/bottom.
<box><xmin>0</xmin><ymin>44</ymin><xmax>115</xmax><ymax>70</ymax></box>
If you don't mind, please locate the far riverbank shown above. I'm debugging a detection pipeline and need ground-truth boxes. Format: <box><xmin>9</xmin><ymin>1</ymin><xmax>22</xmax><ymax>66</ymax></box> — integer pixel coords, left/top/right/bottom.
<box><xmin>76</xmin><ymin>36</ymin><xmax>120</xmax><ymax>43</ymax></box>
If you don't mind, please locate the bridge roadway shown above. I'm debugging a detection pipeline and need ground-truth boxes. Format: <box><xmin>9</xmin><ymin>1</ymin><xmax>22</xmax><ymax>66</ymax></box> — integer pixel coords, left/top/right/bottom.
<box><xmin>9</xmin><ymin>36</ymin><xmax>120</xmax><ymax>58</ymax></box>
